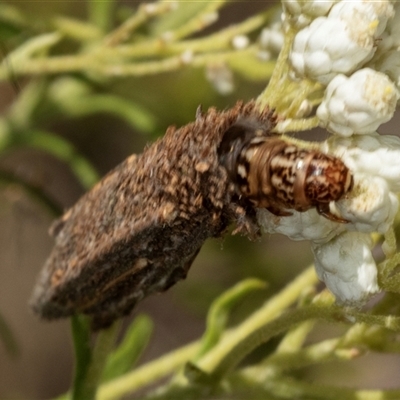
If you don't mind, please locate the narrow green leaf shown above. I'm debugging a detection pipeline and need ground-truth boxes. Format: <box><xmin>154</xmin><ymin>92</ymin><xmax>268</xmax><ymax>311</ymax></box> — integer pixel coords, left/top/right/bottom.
<box><xmin>47</xmin><ymin>77</ymin><xmax>157</xmax><ymax>134</ymax></box>
<box><xmin>6</xmin><ymin>32</ymin><xmax>61</xmax><ymax>63</ymax></box>
<box><xmin>76</xmin><ymin>95</ymin><xmax>157</xmax><ymax>134</ymax></box>
<box><xmin>8</xmin><ymin>80</ymin><xmax>48</xmax><ymax>130</ymax></box>
<box><xmin>88</xmin><ymin>0</ymin><xmax>115</xmax><ymax>32</ymax></box>
<box><xmin>52</xmin><ymin>16</ymin><xmax>102</xmax><ymax>42</ymax></box>
<box><xmin>151</xmin><ymin>1</ymin><xmax>226</xmax><ymax>39</ymax></box>
<box><xmin>71</xmin><ymin>316</ymin><xmax>119</xmax><ymax>400</ymax></box>
<box><xmin>25</xmin><ymin>129</ymin><xmax>100</xmax><ymax>189</ymax></box>
<box><xmin>195</xmin><ymin>278</ymin><xmax>267</xmax><ymax>360</ymax></box>
<box><xmin>228</xmin><ymin>54</ymin><xmax>275</xmax><ymax>81</ymax></box>
<box><xmin>102</xmin><ymin>314</ymin><xmax>153</xmax><ymax>382</ymax></box>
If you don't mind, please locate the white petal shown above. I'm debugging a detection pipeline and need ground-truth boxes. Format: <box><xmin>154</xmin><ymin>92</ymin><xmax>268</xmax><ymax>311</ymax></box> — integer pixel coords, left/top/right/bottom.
<box><xmin>374</xmin><ymin>0</ymin><xmax>400</xmax><ymax>53</ymax></box>
<box><xmin>282</xmin><ymin>0</ymin><xmax>339</xmax><ymax>28</ymax></box>
<box><xmin>337</xmin><ymin>175</ymin><xmax>399</xmax><ymax>234</ymax></box>
<box><xmin>290</xmin><ymin>17</ymin><xmax>376</xmax><ymax>84</ymax></box>
<box><xmin>312</xmin><ymin>232</ymin><xmax>379</xmax><ymax>306</ymax></box>
<box><xmin>317</xmin><ymin>69</ymin><xmax>398</xmax><ymax>136</ymax></box>
<box><xmin>329</xmin><ymin>0</ymin><xmax>394</xmax><ymax>36</ymax></box>
<box><xmin>259</xmin><ymin>23</ymin><xmax>284</xmax><ymax>54</ymax></box>
<box><xmin>257</xmin><ymin>208</ymin><xmax>345</xmax><ymax>243</ymax></box>
<box><xmin>325</xmin><ymin>133</ymin><xmax>400</xmax><ymax>192</ymax></box>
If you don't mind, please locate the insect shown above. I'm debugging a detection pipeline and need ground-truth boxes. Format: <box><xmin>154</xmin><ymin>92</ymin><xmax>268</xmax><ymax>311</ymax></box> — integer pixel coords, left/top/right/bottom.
<box><xmin>218</xmin><ymin>119</ymin><xmax>353</xmax><ymax>222</ymax></box>
<box><xmin>30</xmin><ymin>101</ymin><xmax>272</xmax><ymax>329</ymax></box>
<box><xmin>30</xmin><ymin>101</ymin><xmax>353</xmax><ymax>330</ymax></box>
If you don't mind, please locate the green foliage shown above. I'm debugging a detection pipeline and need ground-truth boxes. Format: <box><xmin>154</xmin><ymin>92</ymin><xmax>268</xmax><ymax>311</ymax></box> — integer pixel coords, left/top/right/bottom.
<box><xmin>96</xmin><ymin>269</ymin><xmax>400</xmax><ymax>400</ymax></box>
<box><xmin>101</xmin><ymin>315</ymin><xmax>153</xmax><ymax>382</ymax></box>
<box><xmin>194</xmin><ymin>278</ymin><xmax>267</xmax><ymax>360</ymax></box>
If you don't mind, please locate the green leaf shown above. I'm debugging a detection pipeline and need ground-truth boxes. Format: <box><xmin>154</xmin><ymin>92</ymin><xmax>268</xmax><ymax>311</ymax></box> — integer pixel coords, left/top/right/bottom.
<box><xmin>6</xmin><ymin>32</ymin><xmax>61</xmax><ymax>63</ymax></box>
<box><xmin>71</xmin><ymin>316</ymin><xmax>119</xmax><ymax>400</ymax></box>
<box><xmin>47</xmin><ymin>77</ymin><xmax>157</xmax><ymax>134</ymax></box>
<box><xmin>195</xmin><ymin>278</ymin><xmax>267</xmax><ymax>360</ymax></box>
<box><xmin>228</xmin><ymin>54</ymin><xmax>275</xmax><ymax>81</ymax></box>
<box><xmin>88</xmin><ymin>0</ymin><xmax>115</xmax><ymax>32</ymax></box>
<box><xmin>102</xmin><ymin>314</ymin><xmax>153</xmax><ymax>382</ymax></box>
<box><xmin>151</xmin><ymin>1</ymin><xmax>226</xmax><ymax>38</ymax></box>
<box><xmin>22</xmin><ymin>129</ymin><xmax>100</xmax><ymax>190</ymax></box>
<box><xmin>51</xmin><ymin>16</ymin><xmax>103</xmax><ymax>42</ymax></box>
<box><xmin>8</xmin><ymin>80</ymin><xmax>48</xmax><ymax>130</ymax></box>
<box><xmin>0</xmin><ymin>125</ymin><xmax>99</xmax><ymax>191</ymax></box>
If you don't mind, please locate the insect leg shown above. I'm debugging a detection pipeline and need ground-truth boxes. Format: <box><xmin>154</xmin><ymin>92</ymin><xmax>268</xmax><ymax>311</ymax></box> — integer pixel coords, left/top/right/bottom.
<box><xmin>316</xmin><ymin>203</ymin><xmax>349</xmax><ymax>223</ymax></box>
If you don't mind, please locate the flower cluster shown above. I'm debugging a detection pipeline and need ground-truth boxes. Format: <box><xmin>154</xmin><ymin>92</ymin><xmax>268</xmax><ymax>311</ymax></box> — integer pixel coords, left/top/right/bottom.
<box><xmin>258</xmin><ymin>11</ymin><xmax>284</xmax><ymax>62</ymax></box>
<box><xmin>259</xmin><ymin>0</ymin><xmax>400</xmax><ymax>306</ymax></box>
<box><xmin>289</xmin><ymin>0</ymin><xmax>395</xmax><ymax>84</ymax></box>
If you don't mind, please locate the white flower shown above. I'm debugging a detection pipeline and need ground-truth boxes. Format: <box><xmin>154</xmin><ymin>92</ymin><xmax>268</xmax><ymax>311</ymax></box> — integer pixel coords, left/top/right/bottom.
<box><xmin>312</xmin><ymin>232</ymin><xmax>379</xmax><ymax>306</ymax></box>
<box><xmin>261</xmin><ymin>0</ymin><xmax>400</xmax><ymax>309</ymax></box>
<box><xmin>289</xmin><ymin>0</ymin><xmax>394</xmax><ymax>84</ymax></box>
<box><xmin>317</xmin><ymin>68</ymin><xmax>398</xmax><ymax>136</ymax></box>
<box><xmin>180</xmin><ymin>50</ymin><xmax>194</xmax><ymax>65</ymax></box>
<box><xmin>324</xmin><ymin>133</ymin><xmax>400</xmax><ymax>192</ymax></box>
<box><xmin>257</xmin><ymin>208</ymin><xmax>345</xmax><ymax>244</ymax></box>
<box><xmin>259</xmin><ymin>23</ymin><xmax>284</xmax><ymax>55</ymax></box>
<box><xmin>337</xmin><ymin>175</ymin><xmax>398</xmax><ymax>234</ymax></box>
<box><xmin>256</xmin><ymin>126</ymin><xmax>400</xmax><ymax>306</ymax></box>
<box><xmin>201</xmin><ymin>12</ymin><xmax>219</xmax><ymax>26</ymax></box>
<box><xmin>205</xmin><ymin>63</ymin><xmax>234</xmax><ymax>95</ymax></box>
<box><xmin>321</xmin><ymin>134</ymin><xmax>400</xmax><ymax>233</ymax></box>
<box><xmin>328</xmin><ymin>0</ymin><xmax>394</xmax><ymax>37</ymax></box>
<box><xmin>374</xmin><ymin>1</ymin><xmax>400</xmax><ymax>54</ymax></box>
<box><xmin>290</xmin><ymin>17</ymin><xmax>376</xmax><ymax>84</ymax></box>
<box><xmin>231</xmin><ymin>35</ymin><xmax>249</xmax><ymax>50</ymax></box>
<box><xmin>369</xmin><ymin>50</ymin><xmax>400</xmax><ymax>89</ymax></box>
<box><xmin>282</xmin><ymin>0</ymin><xmax>338</xmax><ymax>28</ymax></box>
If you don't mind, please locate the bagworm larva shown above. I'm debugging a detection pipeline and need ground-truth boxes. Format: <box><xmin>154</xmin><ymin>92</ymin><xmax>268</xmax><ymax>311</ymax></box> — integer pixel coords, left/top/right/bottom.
<box><xmin>30</xmin><ymin>102</ymin><xmax>352</xmax><ymax>330</ymax></box>
<box><xmin>30</xmin><ymin>102</ymin><xmax>272</xmax><ymax>329</ymax></box>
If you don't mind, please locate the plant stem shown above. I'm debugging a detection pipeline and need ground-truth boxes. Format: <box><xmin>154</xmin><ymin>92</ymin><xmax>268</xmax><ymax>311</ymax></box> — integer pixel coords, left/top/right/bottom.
<box><xmin>72</xmin><ymin>317</ymin><xmax>119</xmax><ymax>400</ymax></box>
<box><xmin>196</xmin><ymin>265</ymin><xmax>318</xmax><ymax>374</ymax></box>
<box><xmin>97</xmin><ymin>341</ymin><xmax>201</xmax><ymax>400</ymax></box>
<box><xmin>237</xmin><ymin>373</ymin><xmax>400</xmax><ymax>400</ymax></box>
<box><xmin>0</xmin><ymin>170</ymin><xmax>62</xmax><ymax>216</ymax></box>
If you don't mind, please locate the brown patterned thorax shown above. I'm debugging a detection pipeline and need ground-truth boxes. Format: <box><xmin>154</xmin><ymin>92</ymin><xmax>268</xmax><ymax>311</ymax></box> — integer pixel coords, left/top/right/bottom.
<box><xmin>218</xmin><ymin>118</ymin><xmax>353</xmax><ymax>221</ymax></box>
